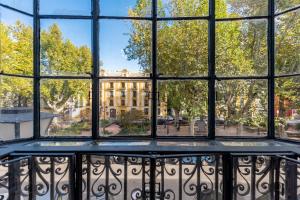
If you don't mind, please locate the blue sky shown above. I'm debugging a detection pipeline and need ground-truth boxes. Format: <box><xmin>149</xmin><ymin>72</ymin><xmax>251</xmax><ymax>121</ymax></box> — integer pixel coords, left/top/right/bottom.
<box><xmin>0</xmin><ymin>0</ymin><xmax>144</xmax><ymax>72</ymax></box>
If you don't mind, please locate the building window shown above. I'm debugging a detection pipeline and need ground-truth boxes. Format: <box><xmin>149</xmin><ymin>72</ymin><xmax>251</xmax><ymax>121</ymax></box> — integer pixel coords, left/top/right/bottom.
<box><xmin>109</xmin><ymin>99</ymin><xmax>114</xmax><ymax>106</ymax></box>
<box><xmin>121</xmin><ymin>82</ymin><xmax>125</xmax><ymax>88</ymax></box>
<box><xmin>144</xmin><ymin>108</ymin><xmax>149</xmax><ymax>115</ymax></box>
<box><xmin>145</xmin><ymin>82</ymin><xmax>149</xmax><ymax>90</ymax></box>
<box><xmin>121</xmin><ymin>99</ymin><xmax>125</xmax><ymax>106</ymax></box>
<box><xmin>110</xmin><ymin>91</ymin><xmax>114</xmax><ymax>97</ymax></box>
<box><xmin>144</xmin><ymin>99</ymin><xmax>149</xmax><ymax>106</ymax></box>
<box><xmin>133</xmin><ymin>82</ymin><xmax>137</xmax><ymax>89</ymax></box>
<box><xmin>133</xmin><ymin>91</ymin><xmax>137</xmax><ymax>98</ymax></box>
<box><xmin>110</xmin><ymin>82</ymin><xmax>114</xmax><ymax>89</ymax></box>
<box><xmin>121</xmin><ymin>91</ymin><xmax>126</xmax><ymax>98</ymax></box>
<box><xmin>132</xmin><ymin>99</ymin><xmax>137</xmax><ymax>107</ymax></box>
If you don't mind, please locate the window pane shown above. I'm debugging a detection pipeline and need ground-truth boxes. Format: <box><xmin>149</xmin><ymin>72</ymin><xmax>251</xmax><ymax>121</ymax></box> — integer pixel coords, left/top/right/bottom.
<box><xmin>0</xmin><ymin>0</ymin><xmax>33</xmax><ymax>13</ymax></box>
<box><xmin>0</xmin><ymin>7</ymin><xmax>33</xmax><ymax>75</ymax></box>
<box><xmin>0</xmin><ymin>76</ymin><xmax>33</xmax><ymax>140</ymax></box>
<box><xmin>100</xmin><ymin>80</ymin><xmax>151</xmax><ymax>136</ymax></box>
<box><xmin>216</xmin><ymin>0</ymin><xmax>268</xmax><ymax>18</ymax></box>
<box><xmin>40</xmin><ymin>0</ymin><xmax>91</xmax><ymax>15</ymax></box>
<box><xmin>40</xmin><ymin>19</ymin><xmax>92</xmax><ymax>76</ymax></box>
<box><xmin>216</xmin><ymin>19</ymin><xmax>268</xmax><ymax>76</ymax></box>
<box><xmin>157</xmin><ymin>81</ymin><xmax>208</xmax><ymax>136</ymax></box>
<box><xmin>100</xmin><ymin>0</ymin><xmax>151</xmax><ymax>17</ymax></box>
<box><xmin>157</xmin><ymin>20</ymin><xmax>208</xmax><ymax>77</ymax></box>
<box><xmin>275</xmin><ymin>76</ymin><xmax>300</xmax><ymax>140</ymax></box>
<box><xmin>40</xmin><ymin>79</ymin><xmax>91</xmax><ymax>137</ymax></box>
<box><xmin>158</xmin><ymin>0</ymin><xmax>209</xmax><ymax>17</ymax></box>
<box><xmin>100</xmin><ymin>20</ymin><xmax>151</xmax><ymax>77</ymax></box>
<box><xmin>275</xmin><ymin>10</ymin><xmax>300</xmax><ymax>75</ymax></box>
<box><xmin>275</xmin><ymin>0</ymin><xmax>300</xmax><ymax>13</ymax></box>
<box><xmin>216</xmin><ymin>80</ymin><xmax>268</xmax><ymax>137</ymax></box>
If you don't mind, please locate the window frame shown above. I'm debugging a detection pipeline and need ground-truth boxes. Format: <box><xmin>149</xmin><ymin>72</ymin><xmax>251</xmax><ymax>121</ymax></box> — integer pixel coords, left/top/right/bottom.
<box><xmin>0</xmin><ymin>0</ymin><xmax>299</xmax><ymax>142</ymax></box>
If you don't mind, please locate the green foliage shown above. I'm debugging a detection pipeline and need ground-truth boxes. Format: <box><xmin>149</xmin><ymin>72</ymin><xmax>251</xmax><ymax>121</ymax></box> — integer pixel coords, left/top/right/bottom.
<box><xmin>1</xmin><ymin>22</ymin><xmax>92</xmax><ymax>113</ymax></box>
<box><xmin>117</xmin><ymin>110</ymin><xmax>150</xmax><ymax>135</ymax></box>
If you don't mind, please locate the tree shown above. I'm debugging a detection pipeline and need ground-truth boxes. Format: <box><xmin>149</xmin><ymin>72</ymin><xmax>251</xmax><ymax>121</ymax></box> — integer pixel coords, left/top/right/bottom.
<box><xmin>125</xmin><ymin>0</ymin><xmax>268</xmax><ymax>131</ymax></box>
<box><xmin>40</xmin><ymin>24</ymin><xmax>91</xmax><ymax>114</ymax></box>
<box><xmin>0</xmin><ymin>21</ymin><xmax>33</xmax><ymax>108</ymax></box>
<box><xmin>0</xmin><ymin>22</ymin><xmax>92</xmax><ymax>114</ymax></box>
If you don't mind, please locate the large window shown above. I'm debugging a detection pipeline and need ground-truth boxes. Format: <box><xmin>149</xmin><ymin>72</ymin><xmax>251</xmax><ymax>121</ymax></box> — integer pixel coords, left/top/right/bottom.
<box><xmin>275</xmin><ymin>6</ymin><xmax>300</xmax><ymax>141</ymax></box>
<box><xmin>0</xmin><ymin>0</ymin><xmax>34</xmax><ymax>141</ymax></box>
<box><xmin>0</xmin><ymin>0</ymin><xmax>299</xmax><ymax>140</ymax></box>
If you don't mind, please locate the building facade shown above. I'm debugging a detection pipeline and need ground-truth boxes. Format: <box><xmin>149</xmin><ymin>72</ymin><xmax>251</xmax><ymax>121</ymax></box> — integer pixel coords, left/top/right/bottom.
<box><xmin>99</xmin><ymin>69</ymin><xmax>167</xmax><ymax>120</ymax></box>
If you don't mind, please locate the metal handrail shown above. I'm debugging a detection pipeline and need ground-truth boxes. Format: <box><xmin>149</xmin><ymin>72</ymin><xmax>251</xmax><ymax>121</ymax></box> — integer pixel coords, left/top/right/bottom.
<box><xmin>0</xmin><ymin>156</ymin><xmax>31</xmax><ymax>165</ymax></box>
<box><xmin>276</xmin><ymin>155</ymin><xmax>300</xmax><ymax>165</ymax></box>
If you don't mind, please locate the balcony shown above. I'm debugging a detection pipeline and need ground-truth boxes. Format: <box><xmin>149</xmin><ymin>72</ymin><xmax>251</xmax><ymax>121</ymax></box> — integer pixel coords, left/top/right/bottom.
<box><xmin>1</xmin><ymin>140</ymin><xmax>300</xmax><ymax>199</ymax></box>
<box><xmin>0</xmin><ymin>0</ymin><xmax>299</xmax><ymax>199</ymax></box>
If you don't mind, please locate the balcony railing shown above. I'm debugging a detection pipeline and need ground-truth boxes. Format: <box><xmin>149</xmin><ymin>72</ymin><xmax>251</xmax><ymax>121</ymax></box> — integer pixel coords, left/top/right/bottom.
<box><xmin>0</xmin><ymin>153</ymin><xmax>300</xmax><ymax>200</ymax></box>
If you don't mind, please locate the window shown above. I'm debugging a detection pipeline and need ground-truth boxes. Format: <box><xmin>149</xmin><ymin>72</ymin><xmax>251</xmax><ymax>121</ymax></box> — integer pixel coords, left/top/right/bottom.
<box><xmin>144</xmin><ymin>108</ymin><xmax>149</xmax><ymax>115</ymax></box>
<box><xmin>100</xmin><ymin>20</ymin><xmax>151</xmax><ymax>76</ymax></box>
<box><xmin>275</xmin><ymin>10</ymin><xmax>300</xmax><ymax>75</ymax></box>
<box><xmin>110</xmin><ymin>82</ymin><xmax>114</xmax><ymax>89</ymax></box>
<box><xmin>157</xmin><ymin>81</ymin><xmax>208</xmax><ymax>136</ymax></box>
<box><xmin>133</xmin><ymin>82</ymin><xmax>137</xmax><ymax>89</ymax></box>
<box><xmin>109</xmin><ymin>99</ymin><xmax>114</xmax><ymax>107</ymax></box>
<box><xmin>40</xmin><ymin>79</ymin><xmax>91</xmax><ymax>137</ymax></box>
<box><xmin>158</xmin><ymin>20</ymin><xmax>208</xmax><ymax>77</ymax></box>
<box><xmin>121</xmin><ymin>91</ymin><xmax>126</xmax><ymax>98</ymax></box>
<box><xmin>0</xmin><ymin>0</ymin><xmax>33</xmax><ymax>13</ymax></box>
<box><xmin>0</xmin><ymin>76</ymin><xmax>33</xmax><ymax>140</ymax></box>
<box><xmin>40</xmin><ymin>19</ymin><xmax>92</xmax><ymax>76</ymax></box>
<box><xmin>1</xmin><ymin>0</ymin><xmax>298</xmax><ymax>140</ymax></box>
<box><xmin>145</xmin><ymin>82</ymin><xmax>150</xmax><ymax>90</ymax></box>
<box><xmin>275</xmin><ymin>76</ymin><xmax>300</xmax><ymax>140</ymax></box>
<box><xmin>215</xmin><ymin>80</ymin><xmax>268</xmax><ymax>137</ymax></box>
<box><xmin>121</xmin><ymin>99</ymin><xmax>125</xmax><ymax>106</ymax></box>
<box><xmin>133</xmin><ymin>91</ymin><xmax>137</xmax><ymax>98</ymax></box>
<box><xmin>0</xmin><ymin>7</ymin><xmax>33</xmax><ymax>76</ymax></box>
<box><xmin>216</xmin><ymin>19</ymin><xmax>268</xmax><ymax>76</ymax></box>
<box><xmin>144</xmin><ymin>99</ymin><xmax>149</xmax><ymax>107</ymax></box>
<box><xmin>40</xmin><ymin>0</ymin><xmax>91</xmax><ymax>15</ymax></box>
<box><xmin>121</xmin><ymin>82</ymin><xmax>126</xmax><ymax>88</ymax></box>
<box><xmin>132</xmin><ymin>99</ymin><xmax>137</xmax><ymax>107</ymax></box>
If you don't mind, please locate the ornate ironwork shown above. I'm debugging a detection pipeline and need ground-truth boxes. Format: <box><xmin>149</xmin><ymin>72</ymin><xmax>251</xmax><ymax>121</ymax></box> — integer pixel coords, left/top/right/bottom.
<box><xmin>0</xmin><ymin>154</ymin><xmax>300</xmax><ymax>199</ymax></box>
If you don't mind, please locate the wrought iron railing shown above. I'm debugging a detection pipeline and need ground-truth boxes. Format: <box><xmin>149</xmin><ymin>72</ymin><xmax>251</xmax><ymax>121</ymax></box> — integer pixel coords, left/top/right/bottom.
<box><xmin>1</xmin><ymin>153</ymin><xmax>300</xmax><ymax>200</ymax></box>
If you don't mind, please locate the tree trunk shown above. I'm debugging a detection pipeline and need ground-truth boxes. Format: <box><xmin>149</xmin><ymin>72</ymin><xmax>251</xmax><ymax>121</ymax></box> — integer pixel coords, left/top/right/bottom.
<box><xmin>174</xmin><ymin>109</ymin><xmax>180</xmax><ymax>131</ymax></box>
<box><xmin>278</xmin><ymin>96</ymin><xmax>285</xmax><ymax>118</ymax></box>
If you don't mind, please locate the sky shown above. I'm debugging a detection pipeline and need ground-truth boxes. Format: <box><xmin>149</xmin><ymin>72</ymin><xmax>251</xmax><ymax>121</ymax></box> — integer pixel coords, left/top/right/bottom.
<box><xmin>0</xmin><ymin>0</ymin><xmax>145</xmax><ymax>72</ymax></box>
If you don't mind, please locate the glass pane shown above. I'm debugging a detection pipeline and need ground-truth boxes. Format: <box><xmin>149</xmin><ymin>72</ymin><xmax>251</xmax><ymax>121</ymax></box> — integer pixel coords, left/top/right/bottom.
<box><xmin>157</xmin><ymin>20</ymin><xmax>208</xmax><ymax>77</ymax></box>
<box><xmin>100</xmin><ymin>0</ymin><xmax>152</xmax><ymax>17</ymax></box>
<box><xmin>0</xmin><ymin>76</ymin><xmax>33</xmax><ymax>140</ymax></box>
<box><xmin>157</xmin><ymin>81</ymin><xmax>208</xmax><ymax>136</ymax></box>
<box><xmin>0</xmin><ymin>7</ymin><xmax>33</xmax><ymax>75</ymax></box>
<box><xmin>275</xmin><ymin>76</ymin><xmax>300</xmax><ymax>140</ymax></box>
<box><xmin>216</xmin><ymin>0</ymin><xmax>268</xmax><ymax>18</ymax></box>
<box><xmin>275</xmin><ymin>0</ymin><xmax>300</xmax><ymax>13</ymax></box>
<box><xmin>275</xmin><ymin>10</ymin><xmax>300</xmax><ymax>75</ymax></box>
<box><xmin>100</xmin><ymin>20</ymin><xmax>151</xmax><ymax>77</ymax></box>
<box><xmin>40</xmin><ymin>19</ymin><xmax>92</xmax><ymax>76</ymax></box>
<box><xmin>216</xmin><ymin>80</ymin><xmax>268</xmax><ymax>137</ymax></box>
<box><xmin>158</xmin><ymin>0</ymin><xmax>209</xmax><ymax>17</ymax></box>
<box><xmin>40</xmin><ymin>79</ymin><xmax>91</xmax><ymax>137</ymax></box>
<box><xmin>100</xmin><ymin>80</ymin><xmax>151</xmax><ymax>136</ymax></box>
<box><xmin>216</xmin><ymin>19</ymin><xmax>268</xmax><ymax>76</ymax></box>
<box><xmin>40</xmin><ymin>0</ymin><xmax>91</xmax><ymax>15</ymax></box>
<box><xmin>0</xmin><ymin>0</ymin><xmax>33</xmax><ymax>13</ymax></box>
